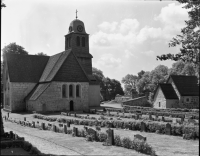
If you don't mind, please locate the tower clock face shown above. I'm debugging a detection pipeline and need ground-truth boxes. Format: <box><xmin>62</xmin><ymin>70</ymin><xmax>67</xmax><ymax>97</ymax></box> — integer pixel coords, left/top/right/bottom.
<box><xmin>77</xmin><ymin>25</ymin><xmax>83</xmax><ymax>32</ymax></box>
<box><xmin>69</xmin><ymin>26</ymin><xmax>72</xmax><ymax>32</ymax></box>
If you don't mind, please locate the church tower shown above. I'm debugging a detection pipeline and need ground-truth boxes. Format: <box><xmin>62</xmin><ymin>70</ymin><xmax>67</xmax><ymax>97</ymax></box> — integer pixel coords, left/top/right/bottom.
<box><xmin>64</xmin><ymin>16</ymin><xmax>93</xmax><ymax>75</ymax></box>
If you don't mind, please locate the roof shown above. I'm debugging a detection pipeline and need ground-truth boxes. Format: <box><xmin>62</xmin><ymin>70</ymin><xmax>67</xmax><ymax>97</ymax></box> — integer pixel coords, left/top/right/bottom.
<box><xmin>169</xmin><ymin>75</ymin><xmax>199</xmax><ymax>96</ymax></box>
<box><xmin>5</xmin><ymin>54</ymin><xmax>49</xmax><ymax>82</ymax></box>
<box><xmin>29</xmin><ymin>83</ymin><xmax>50</xmax><ymax>100</ymax></box>
<box><xmin>159</xmin><ymin>84</ymin><xmax>179</xmax><ymax>99</ymax></box>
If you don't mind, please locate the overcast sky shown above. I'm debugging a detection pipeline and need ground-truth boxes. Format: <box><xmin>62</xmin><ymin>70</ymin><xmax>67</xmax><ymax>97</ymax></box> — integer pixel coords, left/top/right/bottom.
<box><xmin>1</xmin><ymin>0</ymin><xmax>189</xmax><ymax>83</ymax></box>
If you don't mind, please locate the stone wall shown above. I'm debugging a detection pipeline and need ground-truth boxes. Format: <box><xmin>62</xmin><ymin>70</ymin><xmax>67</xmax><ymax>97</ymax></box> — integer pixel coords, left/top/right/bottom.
<box><xmin>122</xmin><ymin>96</ymin><xmax>147</xmax><ymax>107</ymax></box>
<box><xmin>115</xmin><ymin>96</ymin><xmax>131</xmax><ymax>103</ymax></box>
<box><xmin>27</xmin><ymin>82</ymin><xmax>89</xmax><ymax>112</ymax></box>
<box><xmin>10</xmin><ymin>82</ymin><xmax>36</xmax><ymax>112</ymax></box>
<box><xmin>89</xmin><ymin>84</ymin><xmax>100</xmax><ymax>107</ymax></box>
<box><xmin>179</xmin><ymin>96</ymin><xmax>199</xmax><ymax>109</ymax></box>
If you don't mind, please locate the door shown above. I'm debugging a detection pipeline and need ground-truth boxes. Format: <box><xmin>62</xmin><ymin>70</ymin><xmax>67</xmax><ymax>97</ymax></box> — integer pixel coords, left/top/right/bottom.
<box><xmin>70</xmin><ymin>100</ymin><xmax>74</xmax><ymax>111</ymax></box>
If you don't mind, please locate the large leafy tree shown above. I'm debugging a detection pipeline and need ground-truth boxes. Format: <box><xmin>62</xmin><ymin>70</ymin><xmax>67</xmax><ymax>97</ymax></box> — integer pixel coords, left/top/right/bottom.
<box><xmin>121</xmin><ymin>74</ymin><xmax>138</xmax><ymax>95</ymax></box>
<box><xmin>36</xmin><ymin>52</ymin><xmax>48</xmax><ymax>56</ymax></box>
<box><xmin>2</xmin><ymin>42</ymin><xmax>28</xmax><ymax>57</ymax></box>
<box><xmin>157</xmin><ymin>0</ymin><xmax>200</xmax><ymax>79</ymax></box>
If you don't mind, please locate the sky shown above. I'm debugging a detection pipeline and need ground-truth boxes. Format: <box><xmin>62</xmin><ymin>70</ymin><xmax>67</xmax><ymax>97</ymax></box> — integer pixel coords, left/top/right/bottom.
<box><xmin>1</xmin><ymin>0</ymin><xmax>189</xmax><ymax>84</ymax></box>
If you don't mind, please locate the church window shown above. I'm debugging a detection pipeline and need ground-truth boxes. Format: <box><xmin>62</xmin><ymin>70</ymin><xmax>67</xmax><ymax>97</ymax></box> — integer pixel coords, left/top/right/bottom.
<box><xmin>76</xmin><ymin>36</ymin><xmax>80</xmax><ymax>46</ymax></box>
<box><xmin>62</xmin><ymin>85</ymin><xmax>66</xmax><ymax>98</ymax></box>
<box><xmin>69</xmin><ymin>84</ymin><xmax>73</xmax><ymax>97</ymax></box>
<box><xmin>67</xmin><ymin>38</ymin><xmax>68</xmax><ymax>48</ymax></box>
<box><xmin>76</xmin><ymin>85</ymin><xmax>81</xmax><ymax>97</ymax></box>
<box><xmin>82</xmin><ymin>37</ymin><xmax>85</xmax><ymax>47</ymax></box>
<box><xmin>159</xmin><ymin>102</ymin><xmax>161</xmax><ymax>107</ymax></box>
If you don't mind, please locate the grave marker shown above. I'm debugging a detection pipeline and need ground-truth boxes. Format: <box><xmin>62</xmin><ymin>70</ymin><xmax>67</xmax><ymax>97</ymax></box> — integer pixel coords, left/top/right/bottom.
<box><xmin>141</xmin><ymin>122</ymin><xmax>147</xmax><ymax>132</ymax></box>
<box><xmin>134</xmin><ymin>134</ymin><xmax>146</xmax><ymax>142</ymax></box>
<box><xmin>24</xmin><ymin>117</ymin><xmax>26</xmax><ymax>121</ymax></box>
<box><xmin>162</xmin><ymin>116</ymin><xmax>165</xmax><ymax>122</ymax></box>
<box><xmin>64</xmin><ymin>125</ymin><xmax>67</xmax><ymax>134</ymax></box>
<box><xmin>165</xmin><ymin>123</ymin><xmax>172</xmax><ymax>135</ymax></box>
<box><xmin>149</xmin><ymin>114</ymin><xmax>152</xmax><ymax>120</ymax></box>
<box><xmin>59</xmin><ymin>123</ymin><xmax>63</xmax><ymax>127</ymax></box>
<box><xmin>32</xmin><ymin>121</ymin><xmax>35</xmax><ymax>128</ymax></box>
<box><xmin>73</xmin><ymin>127</ymin><xmax>78</xmax><ymax>136</ymax></box>
<box><xmin>7</xmin><ymin>113</ymin><xmax>9</xmax><ymax>118</ymax></box>
<box><xmin>67</xmin><ymin>121</ymin><xmax>70</xmax><ymax>127</ymax></box>
<box><xmin>41</xmin><ymin>122</ymin><xmax>45</xmax><ymax>130</ymax></box>
<box><xmin>106</xmin><ymin>128</ymin><xmax>114</xmax><ymax>145</ymax></box>
<box><xmin>53</xmin><ymin>125</ymin><xmax>56</xmax><ymax>132</ymax></box>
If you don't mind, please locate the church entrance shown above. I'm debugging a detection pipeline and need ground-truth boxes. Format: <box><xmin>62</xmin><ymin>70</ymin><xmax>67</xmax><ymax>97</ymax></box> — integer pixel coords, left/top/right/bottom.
<box><xmin>70</xmin><ymin>100</ymin><xmax>74</xmax><ymax>111</ymax></box>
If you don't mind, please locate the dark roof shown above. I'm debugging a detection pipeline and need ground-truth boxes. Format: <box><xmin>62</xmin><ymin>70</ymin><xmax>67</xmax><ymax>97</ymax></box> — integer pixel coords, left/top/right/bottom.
<box><xmin>6</xmin><ymin>54</ymin><xmax>49</xmax><ymax>82</ymax></box>
<box><xmin>159</xmin><ymin>84</ymin><xmax>179</xmax><ymax>99</ymax></box>
<box><xmin>170</xmin><ymin>75</ymin><xmax>199</xmax><ymax>96</ymax></box>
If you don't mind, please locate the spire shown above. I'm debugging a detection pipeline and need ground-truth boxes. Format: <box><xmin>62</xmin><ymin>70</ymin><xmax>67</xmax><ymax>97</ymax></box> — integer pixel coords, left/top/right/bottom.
<box><xmin>76</xmin><ymin>10</ymin><xmax>78</xmax><ymax>19</ymax></box>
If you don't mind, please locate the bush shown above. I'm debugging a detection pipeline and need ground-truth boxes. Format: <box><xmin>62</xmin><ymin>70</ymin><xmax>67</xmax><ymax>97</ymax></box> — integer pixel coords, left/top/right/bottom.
<box><xmin>122</xmin><ymin>137</ymin><xmax>132</xmax><ymax>149</ymax></box>
<box><xmin>114</xmin><ymin>135</ymin><xmax>121</xmax><ymax>146</ymax></box>
<box><xmin>97</xmin><ymin>132</ymin><xmax>107</xmax><ymax>142</ymax></box>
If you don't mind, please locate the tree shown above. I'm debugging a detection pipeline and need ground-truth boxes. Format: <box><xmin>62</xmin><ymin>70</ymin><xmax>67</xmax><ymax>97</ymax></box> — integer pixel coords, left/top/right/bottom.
<box><xmin>136</xmin><ymin>71</ymin><xmax>151</xmax><ymax>93</ymax></box>
<box><xmin>2</xmin><ymin>42</ymin><xmax>28</xmax><ymax>57</ymax></box>
<box><xmin>168</xmin><ymin>60</ymin><xmax>196</xmax><ymax>76</ymax></box>
<box><xmin>137</xmin><ymin>70</ymin><xmax>145</xmax><ymax>79</ymax></box>
<box><xmin>92</xmin><ymin>67</ymin><xmax>105</xmax><ymax>90</ymax></box>
<box><xmin>1</xmin><ymin>0</ymin><xmax>6</xmax><ymax>9</ymax></box>
<box><xmin>121</xmin><ymin>74</ymin><xmax>138</xmax><ymax>94</ymax></box>
<box><xmin>157</xmin><ymin>0</ymin><xmax>200</xmax><ymax>79</ymax></box>
<box><xmin>36</xmin><ymin>52</ymin><xmax>48</xmax><ymax>56</ymax></box>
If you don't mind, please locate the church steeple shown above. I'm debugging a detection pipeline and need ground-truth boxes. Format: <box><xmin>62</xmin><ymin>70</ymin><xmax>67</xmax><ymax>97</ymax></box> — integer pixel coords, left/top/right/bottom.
<box><xmin>64</xmin><ymin>16</ymin><xmax>93</xmax><ymax>75</ymax></box>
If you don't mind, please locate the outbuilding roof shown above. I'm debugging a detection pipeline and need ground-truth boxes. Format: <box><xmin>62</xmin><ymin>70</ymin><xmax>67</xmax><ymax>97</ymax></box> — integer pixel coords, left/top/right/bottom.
<box><xmin>159</xmin><ymin>83</ymin><xmax>179</xmax><ymax>99</ymax></box>
<box><xmin>169</xmin><ymin>75</ymin><xmax>199</xmax><ymax>96</ymax></box>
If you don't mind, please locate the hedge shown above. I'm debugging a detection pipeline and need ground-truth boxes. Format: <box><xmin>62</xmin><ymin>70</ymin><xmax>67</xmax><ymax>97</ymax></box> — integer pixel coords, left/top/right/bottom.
<box><xmin>32</xmin><ymin>114</ymin><xmax>199</xmax><ymax>140</ymax></box>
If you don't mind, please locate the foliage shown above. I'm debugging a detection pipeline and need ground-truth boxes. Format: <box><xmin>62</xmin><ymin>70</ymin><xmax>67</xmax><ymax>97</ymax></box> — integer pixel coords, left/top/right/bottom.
<box><xmin>1</xmin><ymin>0</ymin><xmax>6</xmax><ymax>9</ymax></box>
<box><xmin>121</xmin><ymin>74</ymin><xmax>138</xmax><ymax>95</ymax></box>
<box><xmin>35</xmin><ymin>52</ymin><xmax>48</xmax><ymax>56</ymax></box>
<box><xmin>2</xmin><ymin>42</ymin><xmax>28</xmax><ymax>57</ymax></box>
<box><xmin>157</xmin><ymin>0</ymin><xmax>200</xmax><ymax>79</ymax></box>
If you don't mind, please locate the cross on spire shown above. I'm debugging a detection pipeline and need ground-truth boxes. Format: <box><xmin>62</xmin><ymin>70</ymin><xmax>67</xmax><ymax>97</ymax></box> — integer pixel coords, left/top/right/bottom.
<box><xmin>76</xmin><ymin>10</ymin><xmax>78</xmax><ymax>19</ymax></box>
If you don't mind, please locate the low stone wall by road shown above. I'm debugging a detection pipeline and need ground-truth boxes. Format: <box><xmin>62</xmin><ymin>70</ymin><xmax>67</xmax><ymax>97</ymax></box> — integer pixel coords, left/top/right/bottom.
<box><xmin>122</xmin><ymin>96</ymin><xmax>148</xmax><ymax>107</ymax></box>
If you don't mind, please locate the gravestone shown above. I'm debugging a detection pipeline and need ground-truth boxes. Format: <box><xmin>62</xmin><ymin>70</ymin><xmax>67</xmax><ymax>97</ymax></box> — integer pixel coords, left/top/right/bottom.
<box><xmin>106</xmin><ymin>128</ymin><xmax>114</xmax><ymax>145</ymax></box>
<box><xmin>67</xmin><ymin>121</ymin><xmax>70</xmax><ymax>127</ymax></box>
<box><xmin>165</xmin><ymin>123</ymin><xmax>172</xmax><ymax>135</ymax></box>
<box><xmin>140</xmin><ymin>122</ymin><xmax>147</xmax><ymax>132</ymax></box>
<box><xmin>37</xmin><ymin>121</ymin><xmax>39</xmax><ymax>124</ymax></box>
<box><xmin>181</xmin><ymin>117</ymin><xmax>184</xmax><ymax>123</ymax></box>
<box><xmin>128</xmin><ymin>123</ymin><xmax>132</xmax><ymax>130</ymax></box>
<box><xmin>24</xmin><ymin>117</ymin><xmax>26</xmax><ymax>121</ymax></box>
<box><xmin>162</xmin><ymin>116</ymin><xmax>165</xmax><ymax>122</ymax></box>
<box><xmin>53</xmin><ymin>125</ymin><xmax>56</xmax><ymax>132</ymax></box>
<box><xmin>74</xmin><ymin>112</ymin><xmax>77</xmax><ymax>117</ymax></box>
<box><xmin>68</xmin><ymin>113</ymin><xmax>71</xmax><ymax>116</ymax></box>
<box><xmin>73</xmin><ymin>127</ymin><xmax>78</xmax><ymax>136</ymax></box>
<box><xmin>134</xmin><ymin>134</ymin><xmax>146</xmax><ymax>142</ymax></box>
<box><xmin>64</xmin><ymin>125</ymin><xmax>67</xmax><ymax>134</ymax></box>
<box><xmin>7</xmin><ymin>113</ymin><xmax>9</xmax><ymax>118</ymax></box>
<box><xmin>107</xmin><ymin>110</ymin><xmax>110</xmax><ymax>116</ymax></box>
<box><xmin>32</xmin><ymin>121</ymin><xmax>35</xmax><ymax>128</ymax></box>
<box><xmin>41</xmin><ymin>123</ymin><xmax>45</xmax><ymax>130</ymax></box>
<box><xmin>185</xmin><ymin>114</ymin><xmax>192</xmax><ymax>119</ymax></box>
<box><xmin>173</xmin><ymin>118</ymin><xmax>177</xmax><ymax>124</ymax></box>
<box><xmin>84</xmin><ymin>126</ymin><xmax>88</xmax><ymax>131</ymax></box>
<box><xmin>10</xmin><ymin>131</ymin><xmax>13</xmax><ymax>139</ymax></box>
<box><xmin>149</xmin><ymin>114</ymin><xmax>152</xmax><ymax>120</ymax></box>
<box><xmin>87</xmin><ymin>128</ymin><xmax>97</xmax><ymax>141</ymax></box>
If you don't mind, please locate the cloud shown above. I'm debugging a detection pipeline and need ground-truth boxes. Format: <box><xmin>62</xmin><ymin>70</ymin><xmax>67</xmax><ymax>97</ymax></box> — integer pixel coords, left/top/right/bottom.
<box><xmin>141</xmin><ymin>50</ymin><xmax>155</xmax><ymax>56</ymax></box>
<box><xmin>124</xmin><ymin>49</ymin><xmax>137</xmax><ymax>58</ymax></box>
<box><xmin>94</xmin><ymin>53</ymin><xmax>122</xmax><ymax>68</ymax></box>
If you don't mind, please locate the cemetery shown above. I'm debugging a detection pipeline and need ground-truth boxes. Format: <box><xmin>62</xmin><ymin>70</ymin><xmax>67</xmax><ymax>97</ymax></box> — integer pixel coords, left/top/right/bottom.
<box><xmin>1</xmin><ymin>108</ymin><xmax>199</xmax><ymax>155</ymax></box>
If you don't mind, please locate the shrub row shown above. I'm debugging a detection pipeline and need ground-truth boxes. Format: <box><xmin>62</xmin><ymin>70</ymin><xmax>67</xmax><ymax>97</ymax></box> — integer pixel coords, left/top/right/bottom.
<box><xmin>33</xmin><ymin>114</ymin><xmax>199</xmax><ymax>140</ymax></box>
<box><xmin>106</xmin><ymin>107</ymin><xmax>199</xmax><ymax>119</ymax></box>
<box><xmin>8</xmin><ymin>118</ymin><xmax>156</xmax><ymax>155</ymax></box>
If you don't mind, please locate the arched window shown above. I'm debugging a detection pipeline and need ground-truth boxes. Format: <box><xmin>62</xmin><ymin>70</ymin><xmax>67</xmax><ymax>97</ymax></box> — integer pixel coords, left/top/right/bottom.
<box><xmin>69</xmin><ymin>84</ymin><xmax>73</xmax><ymax>97</ymax></box>
<box><xmin>82</xmin><ymin>37</ymin><xmax>85</xmax><ymax>47</ymax></box>
<box><xmin>76</xmin><ymin>85</ymin><xmax>81</xmax><ymax>97</ymax></box>
<box><xmin>62</xmin><ymin>85</ymin><xmax>66</xmax><ymax>98</ymax></box>
<box><xmin>67</xmin><ymin>38</ymin><xmax>68</xmax><ymax>48</ymax></box>
<box><xmin>76</xmin><ymin>36</ymin><xmax>80</xmax><ymax>46</ymax></box>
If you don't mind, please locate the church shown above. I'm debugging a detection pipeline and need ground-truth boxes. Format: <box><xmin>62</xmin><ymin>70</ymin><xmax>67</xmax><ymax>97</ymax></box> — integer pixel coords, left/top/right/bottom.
<box><xmin>3</xmin><ymin>17</ymin><xmax>100</xmax><ymax>113</ymax></box>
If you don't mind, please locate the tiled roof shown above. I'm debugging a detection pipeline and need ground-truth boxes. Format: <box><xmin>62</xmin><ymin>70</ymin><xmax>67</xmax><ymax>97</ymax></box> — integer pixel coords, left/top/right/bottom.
<box><xmin>39</xmin><ymin>52</ymin><xmax>63</xmax><ymax>82</ymax></box>
<box><xmin>6</xmin><ymin>54</ymin><xmax>49</xmax><ymax>82</ymax></box>
<box><xmin>159</xmin><ymin>84</ymin><xmax>179</xmax><ymax>99</ymax></box>
<box><xmin>29</xmin><ymin>83</ymin><xmax>50</xmax><ymax>100</ymax></box>
<box><xmin>170</xmin><ymin>75</ymin><xmax>199</xmax><ymax>96</ymax></box>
